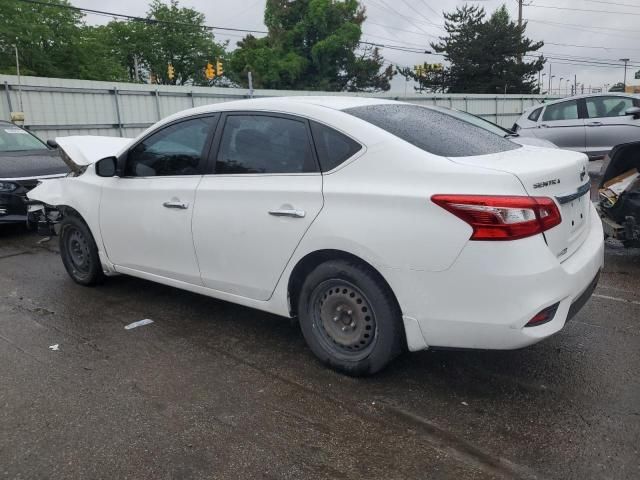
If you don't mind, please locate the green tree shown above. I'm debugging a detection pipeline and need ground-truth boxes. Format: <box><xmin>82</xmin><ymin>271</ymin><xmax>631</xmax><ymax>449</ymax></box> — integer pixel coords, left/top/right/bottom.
<box><xmin>139</xmin><ymin>0</ymin><xmax>226</xmax><ymax>85</ymax></box>
<box><xmin>228</xmin><ymin>0</ymin><xmax>393</xmax><ymax>91</ymax></box>
<box><xmin>430</xmin><ymin>4</ymin><xmax>544</xmax><ymax>93</ymax></box>
<box><xmin>0</xmin><ymin>0</ymin><xmax>82</xmax><ymax>77</ymax></box>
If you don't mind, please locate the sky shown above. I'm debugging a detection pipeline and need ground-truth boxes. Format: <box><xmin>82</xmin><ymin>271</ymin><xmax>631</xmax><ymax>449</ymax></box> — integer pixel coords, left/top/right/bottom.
<box><xmin>70</xmin><ymin>0</ymin><xmax>640</xmax><ymax>94</ymax></box>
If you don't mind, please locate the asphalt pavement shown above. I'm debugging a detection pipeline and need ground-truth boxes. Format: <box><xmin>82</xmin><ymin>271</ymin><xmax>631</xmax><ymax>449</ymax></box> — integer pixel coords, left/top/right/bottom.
<box><xmin>0</xmin><ymin>223</ymin><xmax>638</xmax><ymax>480</ymax></box>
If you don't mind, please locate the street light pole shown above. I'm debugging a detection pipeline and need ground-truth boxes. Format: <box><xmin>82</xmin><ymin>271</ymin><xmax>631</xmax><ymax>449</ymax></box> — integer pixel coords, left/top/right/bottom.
<box><xmin>620</xmin><ymin>58</ymin><xmax>630</xmax><ymax>91</ymax></box>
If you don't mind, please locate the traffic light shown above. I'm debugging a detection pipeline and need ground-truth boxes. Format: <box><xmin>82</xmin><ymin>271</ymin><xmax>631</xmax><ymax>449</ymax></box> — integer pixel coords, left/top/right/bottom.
<box><xmin>216</xmin><ymin>60</ymin><xmax>224</xmax><ymax>77</ymax></box>
<box><xmin>205</xmin><ymin>62</ymin><xmax>215</xmax><ymax>80</ymax></box>
<box><xmin>167</xmin><ymin>63</ymin><xmax>175</xmax><ymax>81</ymax></box>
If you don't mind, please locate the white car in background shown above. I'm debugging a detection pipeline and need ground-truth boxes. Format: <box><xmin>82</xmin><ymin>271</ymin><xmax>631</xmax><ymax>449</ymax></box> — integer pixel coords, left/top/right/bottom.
<box><xmin>514</xmin><ymin>93</ymin><xmax>640</xmax><ymax>159</ymax></box>
<box><xmin>28</xmin><ymin>97</ymin><xmax>604</xmax><ymax>375</ymax></box>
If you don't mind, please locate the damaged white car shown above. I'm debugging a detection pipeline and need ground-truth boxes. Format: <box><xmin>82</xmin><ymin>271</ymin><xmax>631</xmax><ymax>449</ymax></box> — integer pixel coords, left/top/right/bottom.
<box><xmin>28</xmin><ymin>97</ymin><xmax>604</xmax><ymax>375</ymax></box>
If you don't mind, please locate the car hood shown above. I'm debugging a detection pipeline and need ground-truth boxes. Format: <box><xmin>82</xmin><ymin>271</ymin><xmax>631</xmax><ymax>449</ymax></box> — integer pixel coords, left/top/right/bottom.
<box><xmin>55</xmin><ymin>136</ymin><xmax>132</xmax><ymax>173</ymax></box>
<box><xmin>0</xmin><ymin>149</ymin><xmax>69</xmax><ymax>180</ymax></box>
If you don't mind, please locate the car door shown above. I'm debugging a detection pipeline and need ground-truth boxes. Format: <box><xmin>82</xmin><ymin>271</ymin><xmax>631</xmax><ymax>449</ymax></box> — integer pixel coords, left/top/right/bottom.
<box><xmin>534</xmin><ymin>99</ymin><xmax>586</xmax><ymax>153</ymax></box>
<box><xmin>99</xmin><ymin>114</ymin><xmax>218</xmax><ymax>285</ymax></box>
<box><xmin>192</xmin><ymin>112</ymin><xmax>323</xmax><ymax>301</ymax></box>
<box><xmin>584</xmin><ymin>96</ymin><xmax>639</xmax><ymax>158</ymax></box>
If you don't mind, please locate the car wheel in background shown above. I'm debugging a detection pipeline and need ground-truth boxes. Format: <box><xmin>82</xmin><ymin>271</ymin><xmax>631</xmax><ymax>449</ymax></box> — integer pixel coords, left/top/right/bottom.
<box><xmin>298</xmin><ymin>259</ymin><xmax>404</xmax><ymax>376</ymax></box>
<box><xmin>59</xmin><ymin>214</ymin><xmax>105</xmax><ymax>286</ymax></box>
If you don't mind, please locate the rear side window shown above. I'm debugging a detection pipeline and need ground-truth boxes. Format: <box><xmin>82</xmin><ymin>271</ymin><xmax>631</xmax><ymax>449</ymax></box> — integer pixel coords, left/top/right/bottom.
<box><xmin>528</xmin><ymin>107</ymin><xmax>542</xmax><ymax>122</ymax></box>
<box><xmin>586</xmin><ymin>96</ymin><xmax>634</xmax><ymax>118</ymax></box>
<box><xmin>344</xmin><ymin>104</ymin><xmax>519</xmax><ymax>157</ymax></box>
<box><xmin>542</xmin><ymin>100</ymin><xmax>579</xmax><ymax>121</ymax></box>
<box><xmin>310</xmin><ymin>121</ymin><xmax>362</xmax><ymax>171</ymax></box>
<box><xmin>216</xmin><ymin>115</ymin><xmax>317</xmax><ymax>174</ymax></box>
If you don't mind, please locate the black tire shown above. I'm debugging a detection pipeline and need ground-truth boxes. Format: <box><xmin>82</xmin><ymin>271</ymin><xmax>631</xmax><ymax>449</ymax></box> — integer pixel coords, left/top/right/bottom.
<box><xmin>298</xmin><ymin>259</ymin><xmax>404</xmax><ymax>376</ymax></box>
<box><xmin>59</xmin><ymin>214</ymin><xmax>105</xmax><ymax>286</ymax></box>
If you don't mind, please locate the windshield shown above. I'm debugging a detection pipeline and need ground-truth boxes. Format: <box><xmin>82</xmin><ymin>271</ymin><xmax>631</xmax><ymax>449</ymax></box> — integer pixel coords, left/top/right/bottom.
<box><xmin>0</xmin><ymin>125</ymin><xmax>48</xmax><ymax>152</ymax></box>
<box><xmin>428</xmin><ymin>106</ymin><xmax>513</xmax><ymax>137</ymax></box>
<box><xmin>344</xmin><ymin>104</ymin><xmax>519</xmax><ymax>157</ymax></box>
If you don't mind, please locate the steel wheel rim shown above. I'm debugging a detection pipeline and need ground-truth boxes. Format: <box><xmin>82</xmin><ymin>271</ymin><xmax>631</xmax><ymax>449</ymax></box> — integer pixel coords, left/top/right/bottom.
<box><xmin>66</xmin><ymin>227</ymin><xmax>91</xmax><ymax>276</ymax></box>
<box><xmin>311</xmin><ymin>279</ymin><xmax>378</xmax><ymax>361</ymax></box>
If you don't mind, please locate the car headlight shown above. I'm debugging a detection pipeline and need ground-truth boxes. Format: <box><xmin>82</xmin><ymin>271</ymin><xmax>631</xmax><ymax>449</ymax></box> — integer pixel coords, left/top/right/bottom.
<box><xmin>0</xmin><ymin>181</ymin><xmax>18</xmax><ymax>192</ymax></box>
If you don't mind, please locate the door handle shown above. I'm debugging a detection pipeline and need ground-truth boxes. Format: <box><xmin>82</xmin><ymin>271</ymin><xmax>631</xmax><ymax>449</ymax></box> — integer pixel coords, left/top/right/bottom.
<box><xmin>163</xmin><ymin>201</ymin><xmax>189</xmax><ymax>209</ymax></box>
<box><xmin>586</xmin><ymin>121</ymin><xmax>602</xmax><ymax>127</ymax></box>
<box><xmin>268</xmin><ymin>209</ymin><xmax>306</xmax><ymax>218</ymax></box>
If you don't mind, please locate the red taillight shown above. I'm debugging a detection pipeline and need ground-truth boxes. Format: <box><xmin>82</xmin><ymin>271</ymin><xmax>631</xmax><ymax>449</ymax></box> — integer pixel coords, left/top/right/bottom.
<box><xmin>431</xmin><ymin>194</ymin><xmax>561</xmax><ymax>241</ymax></box>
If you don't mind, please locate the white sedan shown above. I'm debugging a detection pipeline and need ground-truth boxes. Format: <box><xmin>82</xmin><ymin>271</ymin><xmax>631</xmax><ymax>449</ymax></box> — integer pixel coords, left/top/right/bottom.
<box><xmin>28</xmin><ymin>97</ymin><xmax>604</xmax><ymax>375</ymax></box>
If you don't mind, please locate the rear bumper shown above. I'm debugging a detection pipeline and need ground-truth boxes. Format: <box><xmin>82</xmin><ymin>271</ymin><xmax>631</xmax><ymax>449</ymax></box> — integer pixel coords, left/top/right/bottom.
<box><xmin>388</xmin><ymin>204</ymin><xmax>605</xmax><ymax>351</ymax></box>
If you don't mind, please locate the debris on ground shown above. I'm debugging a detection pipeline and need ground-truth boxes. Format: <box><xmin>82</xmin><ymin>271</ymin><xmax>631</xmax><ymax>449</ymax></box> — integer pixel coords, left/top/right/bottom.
<box><xmin>599</xmin><ymin>168</ymin><xmax>640</xmax><ymax>207</ymax></box>
<box><xmin>124</xmin><ymin>319</ymin><xmax>154</xmax><ymax>330</ymax></box>
<box><xmin>48</xmin><ymin>344</ymin><xmax>59</xmax><ymax>351</ymax></box>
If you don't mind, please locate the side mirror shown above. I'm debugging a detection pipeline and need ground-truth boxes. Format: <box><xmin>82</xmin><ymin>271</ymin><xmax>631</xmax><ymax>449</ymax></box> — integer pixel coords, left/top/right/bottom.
<box><xmin>95</xmin><ymin>156</ymin><xmax>118</xmax><ymax>177</ymax></box>
<box><xmin>46</xmin><ymin>139</ymin><xmax>58</xmax><ymax>148</ymax></box>
<box><xmin>625</xmin><ymin>106</ymin><xmax>640</xmax><ymax>118</ymax></box>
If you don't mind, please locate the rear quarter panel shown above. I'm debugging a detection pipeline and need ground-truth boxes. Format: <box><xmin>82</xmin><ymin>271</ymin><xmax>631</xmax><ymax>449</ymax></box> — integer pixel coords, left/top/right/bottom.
<box><xmin>275</xmin><ymin>137</ymin><xmax>531</xmax><ymax>316</ymax></box>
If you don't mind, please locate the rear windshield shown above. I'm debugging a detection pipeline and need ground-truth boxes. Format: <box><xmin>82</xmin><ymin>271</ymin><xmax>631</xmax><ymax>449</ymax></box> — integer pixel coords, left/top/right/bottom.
<box><xmin>344</xmin><ymin>104</ymin><xmax>519</xmax><ymax>157</ymax></box>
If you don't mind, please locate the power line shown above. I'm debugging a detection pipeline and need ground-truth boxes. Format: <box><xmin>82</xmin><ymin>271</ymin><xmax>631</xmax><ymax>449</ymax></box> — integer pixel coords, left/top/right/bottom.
<box><xmin>582</xmin><ymin>0</ymin><xmax>640</xmax><ymax>8</ymax></box>
<box><xmin>365</xmin><ymin>21</ymin><xmax>439</xmax><ymax>39</ymax></box>
<box><xmin>366</xmin><ymin>0</ymin><xmax>443</xmax><ymax>36</ymax></box>
<box><xmin>16</xmin><ymin>0</ymin><xmax>270</xmax><ymax>34</ymax></box>
<box><xmin>397</xmin><ymin>0</ymin><xmax>444</xmax><ymax>28</ymax></box>
<box><xmin>529</xmin><ymin>4</ymin><xmax>640</xmax><ymax>16</ymax></box>
<box><xmin>546</xmin><ymin>42</ymin><xmax>640</xmax><ymax>52</ymax></box>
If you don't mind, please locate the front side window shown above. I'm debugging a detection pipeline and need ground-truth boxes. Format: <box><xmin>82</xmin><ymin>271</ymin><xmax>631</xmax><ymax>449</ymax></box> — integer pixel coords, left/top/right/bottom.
<box><xmin>528</xmin><ymin>107</ymin><xmax>542</xmax><ymax>122</ymax></box>
<box><xmin>586</xmin><ymin>96</ymin><xmax>634</xmax><ymax>118</ymax></box>
<box><xmin>125</xmin><ymin>116</ymin><xmax>217</xmax><ymax>177</ymax></box>
<box><xmin>216</xmin><ymin>115</ymin><xmax>316</xmax><ymax>174</ymax></box>
<box><xmin>542</xmin><ymin>100</ymin><xmax>579</xmax><ymax>121</ymax></box>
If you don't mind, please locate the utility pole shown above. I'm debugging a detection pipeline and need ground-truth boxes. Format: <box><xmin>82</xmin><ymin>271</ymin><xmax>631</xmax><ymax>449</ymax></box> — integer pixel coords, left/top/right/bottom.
<box><xmin>13</xmin><ymin>43</ymin><xmax>23</xmax><ymax>113</ymax></box>
<box><xmin>248</xmin><ymin>71</ymin><xmax>254</xmax><ymax>98</ymax></box>
<box><xmin>517</xmin><ymin>0</ymin><xmax>523</xmax><ymax>63</ymax></box>
<box><xmin>133</xmin><ymin>55</ymin><xmax>140</xmax><ymax>82</ymax></box>
<box><xmin>518</xmin><ymin>0</ymin><xmax>523</xmax><ymax>28</ymax></box>
<box><xmin>574</xmin><ymin>74</ymin><xmax>577</xmax><ymax>97</ymax></box>
<box><xmin>620</xmin><ymin>58</ymin><xmax>630</xmax><ymax>91</ymax></box>
<box><xmin>548</xmin><ymin>64</ymin><xmax>552</xmax><ymax>93</ymax></box>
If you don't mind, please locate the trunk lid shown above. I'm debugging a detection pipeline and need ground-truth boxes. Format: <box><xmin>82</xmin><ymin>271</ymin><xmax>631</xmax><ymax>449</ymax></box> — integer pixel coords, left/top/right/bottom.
<box><xmin>55</xmin><ymin>136</ymin><xmax>131</xmax><ymax>173</ymax></box>
<box><xmin>451</xmin><ymin>146</ymin><xmax>591</xmax><ymax>262</ymax></box>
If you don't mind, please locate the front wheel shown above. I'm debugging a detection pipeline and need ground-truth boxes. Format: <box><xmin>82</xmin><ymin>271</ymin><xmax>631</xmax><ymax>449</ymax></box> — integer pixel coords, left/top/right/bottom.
<box><xmin>59</xmin><ymin>215</ymin><xmax>104</xmax><ymax>286</ymax></box>
<box><xmin>298</xmin><ymin>260</ymin><xmax>404</xmax><ymax>376</ymax></box>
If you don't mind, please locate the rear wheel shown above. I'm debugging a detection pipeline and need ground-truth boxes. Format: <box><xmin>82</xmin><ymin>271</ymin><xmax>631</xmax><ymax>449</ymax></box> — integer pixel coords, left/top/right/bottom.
<box><xmin>298</xmin><ymin>260</ymin><xmax>404</xmax><ymax>376</ymax></box>
<box><xmin>59</xmin><ymin>215</ymin><xmax>104</xmax><ymax>286</ymax></box>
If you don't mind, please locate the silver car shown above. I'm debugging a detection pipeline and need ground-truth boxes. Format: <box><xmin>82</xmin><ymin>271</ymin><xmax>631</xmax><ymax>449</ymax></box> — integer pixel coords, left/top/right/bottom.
<box><xmin>514</xmin><ymin>93</ymin><xmax>640</xmax><ymax>160</ymax></box>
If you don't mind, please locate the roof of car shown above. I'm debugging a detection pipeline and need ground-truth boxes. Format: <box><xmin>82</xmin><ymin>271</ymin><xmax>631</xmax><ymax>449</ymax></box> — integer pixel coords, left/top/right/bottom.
<box><xmin>157</xmin><ymin>95</ymin><xmax>402</xmax><ymax>128</ymax></box>
<box><xmin>540</xmin><ymin>92</ymin><xmax>636</xmax><ymax>106</ymax></box>
<box><xmin>215</xmin><ymin>95</ymin><xmax>398</xmax><ymax>111</ymax></box>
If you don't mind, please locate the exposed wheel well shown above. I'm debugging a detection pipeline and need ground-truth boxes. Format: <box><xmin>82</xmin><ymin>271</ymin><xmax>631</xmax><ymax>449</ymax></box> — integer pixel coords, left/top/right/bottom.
<box><xmin>287</xmin><ymin>249</ymin><xmax>402</xmax><ymax>323</ymax></box>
